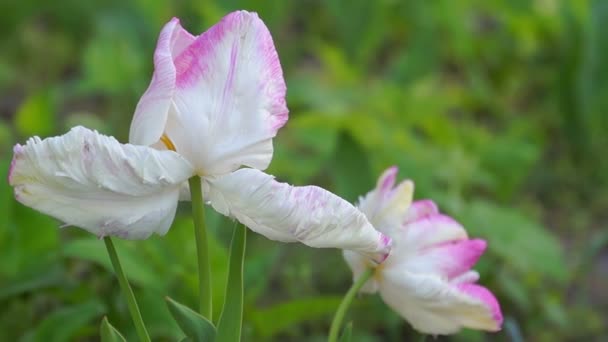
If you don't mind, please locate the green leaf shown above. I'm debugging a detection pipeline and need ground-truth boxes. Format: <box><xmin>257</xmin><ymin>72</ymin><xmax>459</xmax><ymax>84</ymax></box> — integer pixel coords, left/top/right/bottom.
<box><xmin>339</xmin><ymin>322</ymin><xmax>353</xmax><ymax>342</ymax></box>
<box><xmin>461</xmin><ymin>201</ymin><xmax>568</xmax><ymax>282</ymax></box>
<box><xmin>15</xmin><ymin>91</ymin><xmax>55</xmax><ymax>137</ymax></box>
<box><xmin>62</xmin><ymin>238</ymin><xmax>165</xmax><ymax>291</ymax></box>
<box><xmin>250</xmin><ymin>296</ymin><xmax>343</xmax><ymax>338</ymax></box>
<box><xmin>32</xmin><ymin>299</ymin><xmax>105</xmax><ymax>342</ymax></box>
<box><xmin>166</xmin><ymin>297</ymin><xmax>216</xmax><ymax>342</ymax></box>
<box><xmin>330</xmin><ymin>132</ymin><xmax>373</xmax><ymax>203</ymax></box>
<box><xmin>100</xmin><ymin>317</ymin><xmax>126</xmax><ymax>342</ymax></box>
<box><xmin>216</xmin><ymin>224</ymin><xmax>246</xmax><ymax>342</ymax></box>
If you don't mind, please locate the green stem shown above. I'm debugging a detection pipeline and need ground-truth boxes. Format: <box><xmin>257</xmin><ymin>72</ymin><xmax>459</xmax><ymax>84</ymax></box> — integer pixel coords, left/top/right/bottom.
<box><xmin>328</xmin><ymin>267</ymin><xmax>374</xmax><ymax>342</ymax></box>
<box><xmin>417</xmin><ymin>334</ymin><xmax>427</xmax><ymax>342</ymax></box>
<box><xmin>103</xmin><ymin>237</ymin><xmax>150</xmax><ymax>342</ymax></box>
<box><xmin>188</xmin><ymin>176</ymin><xmax>212</xmax><ymax>319</ymax></box>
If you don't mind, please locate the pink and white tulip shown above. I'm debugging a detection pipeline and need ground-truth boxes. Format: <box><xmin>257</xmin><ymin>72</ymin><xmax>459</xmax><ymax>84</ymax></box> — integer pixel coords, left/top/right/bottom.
<box><xmin>8</xmin><ymin>11</ymin><xmax>391</xmax><ymax>258</ymax></box>
<box><xmin>343</xmin><ymin>167</ymin><xmax>503</xmax><ymax>334</ymax></box>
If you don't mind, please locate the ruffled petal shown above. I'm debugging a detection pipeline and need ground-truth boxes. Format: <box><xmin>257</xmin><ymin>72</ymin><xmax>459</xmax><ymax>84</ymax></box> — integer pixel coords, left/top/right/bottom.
<box><xmin>379</xmin><ymin>269</ymin><xmax>503</xmax><ymax>334</ymax></box>
<box><xmin>9</xmin><ymin>126</ymin><xmax>194</xmax><ymax>239</ymax></box>
<box><xmin>163</xmin><ymin>10</ymin><xmax>288</xmax><ymax>175</ymax></box>
<box><xmin>205</xmin><ymin>168</ymin><xmax>391</xmax><ymax>258</ymax></box>
<box><xmin>130</xmin><ymin>18</ymin><xmax>196</xmax><ymax>146</ymax></box>
<box><xmin>357</xmin><ymin>166</ymin><xmax>413</xmax><ymax>235</ymax></box>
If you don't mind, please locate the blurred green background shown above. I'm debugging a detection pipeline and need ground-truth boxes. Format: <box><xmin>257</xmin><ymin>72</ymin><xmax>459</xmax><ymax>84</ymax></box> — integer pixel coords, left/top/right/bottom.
<box><xmin>1</xmin><ymin>0</ymin><xmax>607</xmax><ymax>341</ymax></box>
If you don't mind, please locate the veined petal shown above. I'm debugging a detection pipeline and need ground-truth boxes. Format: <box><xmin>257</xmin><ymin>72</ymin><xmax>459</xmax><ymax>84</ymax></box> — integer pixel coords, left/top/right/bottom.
<box><xmin>164</xmin><ymin>10</ymin><xmax>288</xmax><ymax>175</ymax></box>
<box><xmin>130</xmin><ymin>18</ymin><xmax>196</xmax><ymax>146</ymax></box>
<box><xmin>9</xmin><ymin>126</ymin><xmax>194</xmax><ymax>239</ymax></box>
<box><xmin>205</xmin><ymin>168</ymin><xmax>391</xmax><ymax>258</ymax></box>
<box><xmin>379</xmin><ymin>269</ymin><xmax>503</xmax><ymax>334</ymax></box>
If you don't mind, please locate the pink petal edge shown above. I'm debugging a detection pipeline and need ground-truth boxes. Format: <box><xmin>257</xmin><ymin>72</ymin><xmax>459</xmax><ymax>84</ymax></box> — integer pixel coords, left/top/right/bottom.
<box><xmin>405</xmin><ymin>199</ymin><xmax>439</xmax><ymax>223</ymax></box>
<box><xmin>173</xmin><ymin>10</ymin><xmax>288</xmax><ymax>134</ymax></box>
<box><xmin>7</xmin><ymin>144</ymin><xmax>23</xmax><ymax>185</ymax></box>
<box><xmin>456</xmin><ymin>283</ymin><xmax>504</xmax><ymax>330</ymax></box>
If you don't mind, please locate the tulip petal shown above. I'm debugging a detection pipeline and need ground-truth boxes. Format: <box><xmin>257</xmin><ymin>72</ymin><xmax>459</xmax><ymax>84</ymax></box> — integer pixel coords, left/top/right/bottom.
<box><xmin>205</xmin><ymin>168</ymin><xmax>391</xmax><ymax>257</ymax></box>
<box><xmin>399</xmin><ymin>213</ymin><xmax>469</xmax><ymax>250</ymax></box>
<box><xmin>404</xmin><ymin>199</ymin><xmax>438</xmax><ymax>223</ymax></box>
<box><xmin>342</xmin><ymin>250</ymin><xmax>379</xmax><ymax>293</ymax></box>
<box><xmin>379</xmin><ymin>270</ymin><xmax>503</xmax><ymax>334</ymax></box>
<box><xmin>166</xmin><ymin>11</ymin><xmax>287</xmax><ymax>175</ymax></box>
<box><xmin>130</xmin><ymin>18</ymin><xmax>196</xmax><ymax>146</ymax></box>
<box><xmin>402</xmin><ymin>239</ymin><xmax>487</xmax><ymax>279</ymax></box>
<box><xmin>357</xmin><ymin>166</ymin><xmax>413</xmax><ymax>235</ymax></box>
<box><xmin>9</xmin><ymin>126</ymin><xmax>194</xmax><ymax>239</ymax></box>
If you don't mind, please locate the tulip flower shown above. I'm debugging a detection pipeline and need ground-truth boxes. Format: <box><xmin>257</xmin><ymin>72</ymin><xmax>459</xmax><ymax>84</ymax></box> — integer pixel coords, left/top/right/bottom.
<box><xmin>341</xmin><ymin>167</ymin><xmax>503</xmax><ymax>335</ymax></box>
<box><xmin>8</xmin><ymin>11</ymin><xmax>390</xmax><ymax>257</ymax></box>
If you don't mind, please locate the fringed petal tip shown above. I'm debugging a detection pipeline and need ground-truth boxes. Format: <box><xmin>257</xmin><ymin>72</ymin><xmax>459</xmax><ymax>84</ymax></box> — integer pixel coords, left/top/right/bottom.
<box><xmin>206</xmin><ymin>168</ymin><xmax>387</xmax><ymax>254</ymax></box>
<box><xmin>10</xmin><ymin>126</ymin><xmax>194</xmax><ymax>240</ymax></box>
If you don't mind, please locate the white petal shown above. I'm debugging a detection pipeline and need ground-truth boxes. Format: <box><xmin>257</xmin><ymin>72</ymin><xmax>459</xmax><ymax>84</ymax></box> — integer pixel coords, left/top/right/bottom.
<box><xmin>357</xmin><ymin>166</ymin><xmax>414</xmax><ymax>235</ymax></box>
<box><xmin>164</xmin><ymin>10</ymin><xmax>288</xmax><ymax>175</ymax></box>
<box><xmin>205</xmin><ymin>168</ymin><xmax>391</xmax><ymax>257</ymax></box>
<box><xmin>379</xmin><ymin>269</ymin><xmax>502</xmax><ymax>334</ymax></box>
<box><xmin>9</xmin><ymin>126</ymin><xmax>194</xmax><ymax>239</ymax></box>
<box><xmin>129</xmin><ymin>18</ymin><xmax>196</xmax><ymax>146</ymax></box>
<box><xmin>342</xmin><ymin>250</ymin><xmax>379</xmax><ymax>293</ymax></box>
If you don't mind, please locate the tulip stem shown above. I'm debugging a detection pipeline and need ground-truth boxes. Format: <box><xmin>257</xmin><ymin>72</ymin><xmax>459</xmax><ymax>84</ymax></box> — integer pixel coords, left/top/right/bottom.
<box><xmin>103</xmin><ymin>237</ymin><xmax>150</xmax><ymax>342</ymax></box>
<box><xmin>328</xmin><ymin>267</ymin><xmax>374</xmax><ymax>342</ymax></box>
<box><xmin>189</xmin><ymin>176</ymin><xmax>213</xmax><ymax>319</ymax></box>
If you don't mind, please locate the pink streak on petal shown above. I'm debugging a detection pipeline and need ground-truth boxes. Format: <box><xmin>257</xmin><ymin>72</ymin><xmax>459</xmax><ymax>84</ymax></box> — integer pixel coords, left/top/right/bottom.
<box><xmin>405</xmin><ymin>199</ymin><xmax>439</xmax><ymax>223</ymax></box>
<box><xmin>427</xmin><ymin>239</ymin><xmax>487</xmax><ymax>278</ymax></box>
<box><xmin>456</xmin><ymin>283</ymin><xmax>504</xmax><ymax>329</ymax></box>
<box><xmin>376</xmin><ymin>234</ymin><xmax>393</xmax><ymax>263</ymax></box>
<box><xmin>401</xmin><ymin>213</ymin><xmax>468</xmax><ymax>248</ymax></box>
<box><xmin>8</xmin><ymin>144</ymin><xmax>23</xmax><ymax>184</ymax></box>
<box><xmin>255</xmin><ymin>14</ymin><xmax>288</xmax><ymax>133</ymax></box>
<box><xmin>223</xmin><ymin>40</ymin><xmax>239</xmax><ymax>102</ymax></box>
<box><xmin>174</xmin><ymin>14</ymin><xmax>229</xmax><ymax>88</ymax></box>
<box><xmin>130</xmin><ymin>17</ymin><xmax>195</xmax><ymax>146</ymax></box>
<box><xmin>378</xmin><ymin>166</ymin><xmax>398</xmax><ymax>194</ymax></box>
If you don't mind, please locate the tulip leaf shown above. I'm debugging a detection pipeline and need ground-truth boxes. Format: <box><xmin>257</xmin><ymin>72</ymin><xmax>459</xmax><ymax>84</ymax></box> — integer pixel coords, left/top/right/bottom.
<box><xmin>32</xmin><ymin>299</ymin><xmax>105</xmax><ymax>342</ymax></box>
<box><xmin>250</xmin><ymin>296</ymin><xmax>343</xmax><ymax>338</ymax></box>
<box><xmin>216</xmin><ymin>223</ymin><xmax>246</xmax><ymax>342</ymax></box>
<box><xmin>100</xmin><ymin>317</ymin><xmax>126</xmax><ymax>342</ymax></box>
<box><xmin>339</xmin><ymin>322</ymin><xmax>353</xmax><ymax>342</ymax></box>
<box><xmin>166</xmin><ymin>297</ymin><xmax>216</xmax><ymax>342</ymax></box>
<box><xmin>62</xmin><ymin>238</ymin><xmax>165</xmax><ymax>291</ymax></box>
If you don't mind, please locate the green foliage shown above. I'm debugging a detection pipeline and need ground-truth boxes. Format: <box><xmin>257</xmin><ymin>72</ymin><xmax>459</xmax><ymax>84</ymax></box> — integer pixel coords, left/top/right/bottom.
<box><xmin>29</xmin><ymin>299</ymin><xmax>105</xmax><ymax>342</ymax></box>
<box><xmin>15</xmin><ymin>91</ymin><xmax>55</xmax><ymax>138</ymax></box>
<box><xmin>339</xmin><ymin>322</ymin><xmax>353</xmax><ymax>342</ymax></box>
<box><xmin>250</xmin><ymin>296</ymin><xmax>343</xmax><ymax>338</ymax></box>
<box><xmin>166</xmin><ymin>297</ymin><xmax>217</xmax><ymax>342</ymax></box>
<box><xmin>0</xmin><ymin>0</ymin><xmax>606</xmax><ymax>341</ymax></box>
<box><xmin>100</xmin><ymin>317</ymin><xmax>127</xmax><ymax>342</ymax></box>
<box><xmin>216</xmin><ymin>224</ymin><xmax>246</xmax><ymax>342</ymax></box>
<box><xmin>63</xmin><ymin>238</ymin><xmax>165</xmax><ymax>291</ymax></box>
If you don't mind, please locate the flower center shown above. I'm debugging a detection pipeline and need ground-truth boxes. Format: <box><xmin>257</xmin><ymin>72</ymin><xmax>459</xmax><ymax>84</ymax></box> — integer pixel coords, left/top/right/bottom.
<box><xmin>160</xmin><ymin>134</ymin><xmax>176</xmax><ymax>151</ymax></box>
